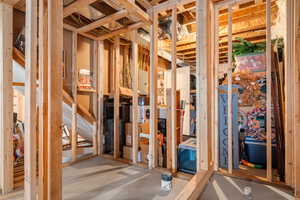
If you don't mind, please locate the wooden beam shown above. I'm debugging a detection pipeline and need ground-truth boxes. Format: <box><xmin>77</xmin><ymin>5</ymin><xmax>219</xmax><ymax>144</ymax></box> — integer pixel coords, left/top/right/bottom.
<box><xmin>71</xmin><ymin>32</ymin><xmax>78</xmax><ymax>162</ymax></box>
<box><xmin>171</xmin><ymin>7</ymin><xmax>177</xmax><ymax>173</ymax></box>
<box><xmin>48</xmin><ymin>0</ymin><xmax>63</xmax><ymax>198</ymax></box>
<box><xmin>92</xmin><ymin>40</ymin><xmax>98</xmax><ymax>155</ymax></box>
<box><xmin>117</xmin><ymin>0</ymin><xmax>152</xmax><ymax>24</ymax></box>
<box><xmin>136</xmin><ymin>0</ymin><xmax>152</xmax><ymax>9</ymax></box>
<box><xmin>114</xmin><ymin>36</ymin><xmax>120</xmax><ymax>159</ymax></box>
<box><xmin>294</xmin><ymin>0</ymin><xmax>300</xmax><ymax>196</ymax></box>
<box><xmin>166</xmin><ymin>89</ymin><xmax>172</xmax><ymax>169</ymax></box>
<box><xmin>97</xmin><ymin>22</ymin><xmax>143</xmax><ymax>41</ymax></box>
<box><xmin>0</xmin><ymin>0</ymin><xmax>20</xmax><ymax>6</ymax></box>
<box><xmin>266</xmin><ymin>0</ymin><xmax>272</xmax><ymax>182</ymax></box>
<box><xmin>213</xmin><ymin>6</ymin><xmax>219</xmax><ymax>171</ymax></box>
<box><xmin>175</xmin><ymin>169</ymin><xmax>213</xmax><ymax>200</ymax></box>
<box><xmin>77</xmin><ymin>10</ymin><xmax>128</xmax><ymax>33</ymax></box>
<box><xmin>149</xmin><ymin>12</ymin><xmax>158</xmax><ymax>169</ymax></box>
<box><xmin>227</xmin><ymin>5</ymin><xmax>233</xmax><ymax>174</ymax></box>
<box><xmin>196</xmin><ymin>0</ymin><xmax>208</xmax><ymax>171</ymax></box>
<box><xmin>38</xmin><ymin>0</ymin><xmax>49</xmax><ymax>198</ymax></box>
<box><xmin>0</xmin><ymin>2</ymin><xmax>13</xmax><ymax>195</ymax></box>
<box><xmin>284</xmin><ymin>0</ymin><xmax>294</xmax><ymax>187</ymax></box>
<box><xmin>64</xmin><ymin>23</ymin><xmax>98</xmax><ymax>40</ymax></box>
<box><xmin>93</xmin><ymin>122</ymin><xmax>98</xmax><ymax>155</ymax></box>
<box><xmin>97</xmin><ymin>40</ymin><xmax>105</xmax><ymax>156</ymax></box>
<box><xmin>63</xmin><ymin>0</ymin><xmax>98</xmax><ymax>18</ymax></box>
<box><xmin>131</xmin><ymin>31</ymin><xmax>139</xmax><ymax>164</ymax></box>
<box><xmin>24</xmin><ymin>0</ymin><xmax>38</xmax><ymax>198</ymax></box>
<box><xmin>71</xmin><ymin>103</ymin><xmax>77</xmax><ymax>161</ymax></box>
<box><xmin>151</xmin><ymin>0</ymin><xmax>194</xmax><ymax>14</ymax></box>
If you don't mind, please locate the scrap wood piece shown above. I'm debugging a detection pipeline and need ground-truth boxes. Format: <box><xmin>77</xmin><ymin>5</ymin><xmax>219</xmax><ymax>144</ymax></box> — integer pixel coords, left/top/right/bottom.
<box><xmin>175</xmin><ymin>169</ymin><xmax>213</xmax><ymax>200</ymax></box>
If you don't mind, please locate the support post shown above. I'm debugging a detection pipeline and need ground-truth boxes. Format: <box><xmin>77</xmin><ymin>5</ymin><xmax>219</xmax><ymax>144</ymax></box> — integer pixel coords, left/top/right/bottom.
<box><xmin>92</xmin><ymin>40</ymin><xmax>98</xmax><ymax>155</ymax></box>
<box><xmin>0</xmin><ymin>2</ymin><xmax>13</xmax><ymax>195</ymax></box>
<box><xmin>196</xmin><ymin>0</ymin><xmax>209</xmax><ymax>171</ymax></box>
<box><xmin>171</xmin><ymin>7</ymin><xmax>177</xmax><ymax>173</ymax></box>
<box><xmin>24</xmin><ymin>0</ymin><xmax>38</xmax><ymax>198</ymax></box>
<box><xmin>38</xmin><ymin>0</ymin><xmax>49</xmax><ymax>198</ymax></box>
<box><xmin>266</xmin><ymin>0</ymin><xmax>272</xmax><ymax>182</ymax></box>
<box><xmin>71</xmin><ymin>32</ymin><xmax>78</xmax><ymax>162</ymax></box>
<box><xmin>227</xmin><ymin>5</ymin><xmax>233</xmax><ymax>174</ymax></box>
<box><xmin>71</xmin><ymin>103</ymin><xmax>77</xmax><ymax>161</ymax></box>
<box><xmin>97</xmin><ymin>40</ymin><xmax>104</xmax><ymax>156</ymax></box>
<box><xmin>132</xmin><ymin>31</ymin><xmax>139</xmax><ymax>164</ymax></box>
<box><xmin>149</xmin><ymin>11</ymin><xmax>158</xmax><ymax>169</ymax></box>
<box><xmin>48</xmin><ymin>0</ymin><xmax>63</xmax><ymax>198</ymax></box>
<box><xmin>114</xmin><ymin>36</ymin><xmax>120</xmax><ymax>159</ymax></box>
<box><xmin>93</xmin><ymin>122</ymin><xmax>97</xmax><ymax>155</ymax></box>
<box><xmin>284</xmin><ymin>0</ymin><xmax>294</xmax><ymax>187</ymax></box>
<box><xmin>293</xmin><ymin>0</ymin><xmax>300</xmax><ymax>196</ymax></box>
<box><xmin>213</xmin><ymin>6</ymin><xmax>219</xmax><ymax>171</ymax></box>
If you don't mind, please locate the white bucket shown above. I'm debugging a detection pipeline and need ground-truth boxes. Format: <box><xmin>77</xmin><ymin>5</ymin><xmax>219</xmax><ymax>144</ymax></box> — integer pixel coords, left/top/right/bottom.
<box><xmin>161</xmin><ymin>173</ymin><xmax>173</xmax><ymax>192</ymax></box>
<box><xmin>161</xmin><ymin>179</ymin><xmax>172</xmax><ymax>191</ymax></box>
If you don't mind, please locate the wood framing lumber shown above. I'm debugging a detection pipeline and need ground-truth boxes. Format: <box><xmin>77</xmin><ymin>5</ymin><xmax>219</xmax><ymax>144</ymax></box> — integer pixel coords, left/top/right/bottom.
<box><xmin>166</xmin><ymin>89</ymin><xmax>172</xmax><ymax>169</ymax></box>
<box><xmin>114</xmin><ymin>36</ymin><xmax>120</xmax><ymax>159</ymax></box>
<box><xmin>64</xmin><ymin>24</ymin><xmax>98</xmax><ymax>40</ymax></box>
<box><xmin>196</xmin><ymin>0</ymin><xmax>208</xmax><ymax>171</ymax></box>
<box><xmin>151</xmin><ymin>0</ymin><xmax>194</xmax><ymax>14</ymax></box>
<box><xmin>175</xmin><ymin>169</ymin><xmax>213</xmax><ymax>200</ymax></box>
<box><xmin>117</xmin><ymin>0</ymin><xmax>151</xmax><ymax>24</ymax></box>
<box><xmin>71</xmin><ymin>32</ymin><xmax>78</xmax><ymax>162</ymax></box>
<box><xmin>131</xmin><ymin>31</ymin><xmax>138</xmax><ymax>164</ymax></box>
<box><xmin>227</xmin><ymin>5</ymin><xmax>233</xmax><ymax>174</ymax></box>
<box><xmin>266</xmin><ymin>0</ymin><xmax>272</xmax><ymax>182</ymax></box>
<box><xmin>24</xmin><ymin>0</ymin><xmax>38</xmax><ymax>198</ymax></box>
<box><xmin>0</xmin><ymin>2</ymin><xmax>13</xmax><ymax>194</ymax></box>
<box><xmin>294</xmin><ymin>0</ymin><xmax>300</xmax><ymax>196</ymax></box>
<box><xmin>71</xmin><ymin>103</ymin><xmax>77</xmax><ymax>161</ymax></box>
<box><xmin>93</xmin><ymin>122</ymin><xmax>98</xmax><ymax>155</ymax></box>
<box><xmin>171</xmin><ymin>7</ymin><xmax>177</xmax><ymax>173</ymax></box>
<box><xmin>0</xmin><ymin>0</ymin><xmax>20</xmax><ymax>6</ymax></box>
<box><xmin>149</xmin><ymin>11</ymin><xmax>158</xmax><ymax>169</ymax></box>
<box><xmin>48</xmin><ymin>0</ymin><xmax>63</xmax><ymax>198</ymax></box>
<box><xmin>38</xmin><ymin>0</ymin><xmax>49</xmax><ymax>198</ymax></box>
<box><xmin>213</xmin><ymin>6</ymin><xmax>219</xmax><ymax>171</ymax></box>
<box><xmin>77</xmin><ymin>10</ymin><xmax>128</xmax><ymax>33</ymax></box>
<box><xmin>97</xmin><ymin>40</ymin><xmax>104</xmax><ymax>156</ymax></box>
<box><xmin>63</xmin><ymin>0</ymin><xmax>98</xmax><ymax>17</ymax></box>
<box><xmin>136</xmin><ymin>0</ymin><xmax>152</xmax><ymax>9</ymax></box>
<box><xmin>284</xmin><ymin>0</ymin><xmax>294</xmax><ymax>187</ymax></box>
<box><xmin>92</xmin><ymin>40</ymin><xmax>98</xmax><ymax>155</ymax></box>
<box><xmin>97</xmin><ymin>22</ymin><xmax>144</xmax><ymax>41</ymax></box>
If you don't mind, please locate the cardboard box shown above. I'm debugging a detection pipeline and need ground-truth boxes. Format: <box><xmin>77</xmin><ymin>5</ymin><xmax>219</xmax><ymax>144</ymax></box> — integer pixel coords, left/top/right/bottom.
<box><xmin>125</xmin><ymin>123</ymin><xmax>132</xmax><ymax>146</ymax></box>
<box><xmin>123</xmin><ymin>146</ymin><xmax>132</xmax><ymax>161</ymax></box>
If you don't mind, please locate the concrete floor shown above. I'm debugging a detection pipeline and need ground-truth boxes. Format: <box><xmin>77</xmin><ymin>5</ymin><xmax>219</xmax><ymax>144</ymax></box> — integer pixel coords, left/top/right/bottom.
<box><xmin>4</xmin><ymin>157</ymin><xmax>188</xmax><ymax>200</ymax></box>
<box><xmin>201</xmin><ymin>174</ymin><xmax>294</xmax><ymax>200</ymax></box>
<box><xmin>62</xmin><ymin>157</ymin><xmax>188</xmax><ymax>200</ymax></box>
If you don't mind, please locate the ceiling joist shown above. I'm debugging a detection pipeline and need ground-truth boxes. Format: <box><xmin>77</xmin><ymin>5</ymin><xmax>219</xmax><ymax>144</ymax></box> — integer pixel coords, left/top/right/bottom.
<box><xmin>77</xmin><ymin>9</ymin><xmax>128</xmax><ymax>33</ymax></box>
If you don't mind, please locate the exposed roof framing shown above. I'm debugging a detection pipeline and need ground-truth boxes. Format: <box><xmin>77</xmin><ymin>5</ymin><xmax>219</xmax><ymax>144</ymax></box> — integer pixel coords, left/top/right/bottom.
<box><xmin>64</xmin><ymin>0</ymin><xmax>99</xmax><ymax>17</ymax></box>
<box><xmin>157</xmin><ymin>0</ymin><xmax>279</xmax><ymax>64</ymax></box>
<box><xmin>62</xmin><ymin>0</ymin><xmax>151</xmax><ymax>41</ymax></box>
<box><xmin>77</xmin><ymin>9</ymin><xmax>128</xmax><ymax>33</ymax></box>
<box><xmin>97</xmin><ymin>21</ymin><xmax>144</xmax><ymax>40</ymax></box>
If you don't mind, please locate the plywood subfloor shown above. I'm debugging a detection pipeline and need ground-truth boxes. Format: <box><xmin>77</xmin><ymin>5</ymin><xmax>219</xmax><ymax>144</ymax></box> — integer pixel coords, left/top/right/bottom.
<box><xmin>3</xmin><ymin>157</ymin><xmax>188</xmax><ymax>200</ymax></box>
<box><xmin>201</xmin><ymin>174</ymin><xmax>294</xmax><ymax>200</ymax></box>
